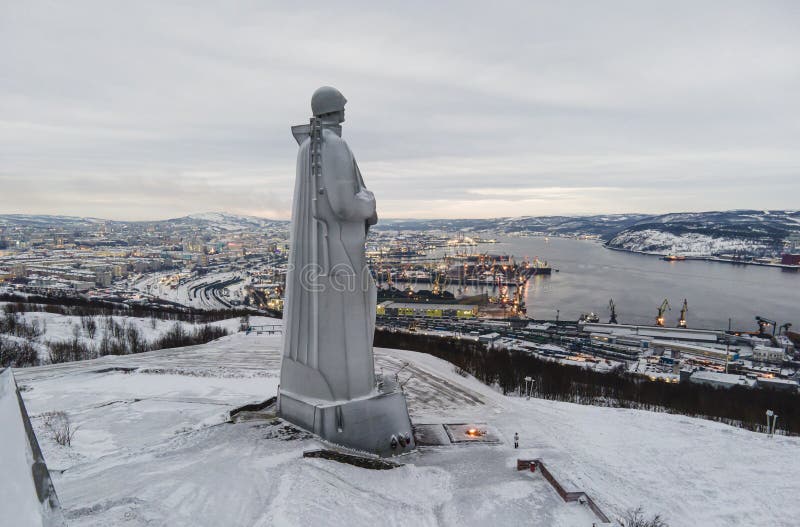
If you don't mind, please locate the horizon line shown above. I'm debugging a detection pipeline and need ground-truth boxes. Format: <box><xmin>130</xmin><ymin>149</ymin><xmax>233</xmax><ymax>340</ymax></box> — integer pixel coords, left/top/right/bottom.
<box><xmin>1</xmin><ymin>208</ymin><xmax>798</xmax><ymax>224</ymax></box>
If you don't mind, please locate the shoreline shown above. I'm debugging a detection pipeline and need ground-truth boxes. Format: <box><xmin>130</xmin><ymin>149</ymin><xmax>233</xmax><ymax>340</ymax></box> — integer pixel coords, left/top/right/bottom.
<box><xmin>602</xmin><ymin>244</ymin><xmax>800</xmax><ymax>271</ymax></box>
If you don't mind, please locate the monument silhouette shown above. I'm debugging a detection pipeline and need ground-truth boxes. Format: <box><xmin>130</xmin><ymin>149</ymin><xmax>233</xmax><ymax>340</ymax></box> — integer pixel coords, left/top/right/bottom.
<box><xmin>277</xmin><ymin>86</ymin><xmax>415</xmax><ymax>456</ymax></box>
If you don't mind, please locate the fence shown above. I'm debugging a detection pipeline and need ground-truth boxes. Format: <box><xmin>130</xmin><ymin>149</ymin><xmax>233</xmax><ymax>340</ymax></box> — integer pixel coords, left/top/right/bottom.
<box><xmin>517</xmin><ymin>458</ymin><xmax>611</xmax><ymax>524</ymax></box>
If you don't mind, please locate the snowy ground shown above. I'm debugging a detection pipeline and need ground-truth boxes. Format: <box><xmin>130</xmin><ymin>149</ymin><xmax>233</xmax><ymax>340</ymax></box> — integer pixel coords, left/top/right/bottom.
<box><xmin>12</xmin><ymin>333</ymin><xmax>800</xmax><ymax>527</ymax></box>
<box><xmin>1</xmin><ymin>309</ymin><xmax>274</xmax><ymax>363</ymax></box>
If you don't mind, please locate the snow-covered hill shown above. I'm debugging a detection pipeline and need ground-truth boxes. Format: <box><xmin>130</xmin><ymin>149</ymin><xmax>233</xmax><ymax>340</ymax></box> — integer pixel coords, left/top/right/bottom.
<box><xmin>0</xmin><ymin>214</ymin><xmax>106</xmax><ymax>227</ymax></box>
<box><xmin>0</xmin><ymin>212</ymin><xmax>287</xmax><ymax>233</ymax></box>
<box><xmin>605</xmin><ymin>210</ymin><xmax>800</xmax><ymax>256</ymax></box>
<box><xmin>171</xmin><ymin>212</ymin><xmax>287</xmax><ymax>232</ymax></box>
<box><xmin>605</xmin><ymin>229</ymin><xmax>772</xmax><ymax>256</ymax></box>
<box><xmin>378</xmin><ymin>210</ymin><xmax>800</xmax><ymax>256</ymax></box>
<box><xmin>376</xmin><ymin>214</ymin><xmax>653</xmax><ymax>237</ymax></box>
<box><xmin>12</xmin><ymin>332</ymin><xmax>800</xmax><ymax>526</ymax></box>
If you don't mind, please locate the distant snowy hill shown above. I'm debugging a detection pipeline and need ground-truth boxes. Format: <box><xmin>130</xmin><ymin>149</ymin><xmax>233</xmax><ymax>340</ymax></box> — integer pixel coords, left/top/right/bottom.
<box><xmin>0</xmin><ymin>212</ymin><xmax>287</xmax><ymax>233</ymax></box>
<box><xmin>379</xmin><ymin>210</ymin><xmax>800</xmax><ymax>257</ymax></box>
<box><xmin>0</xmin><ymin>214</ymin><xmax>106</xmax><ymax>227</ymax></box>
<box><xmin>376</xmin><ymin>214</ymin><xmax>652</xmax><ymax>237</ymax></box>
<box><xmin>165</xmin><ymin>212</ymin><xmax>287</xmax><ymax>232</ymax></box>
<box><xmin>605</xmin><ymin>210</ymin><xmax>800</xmax><ymax>256</ymax></box>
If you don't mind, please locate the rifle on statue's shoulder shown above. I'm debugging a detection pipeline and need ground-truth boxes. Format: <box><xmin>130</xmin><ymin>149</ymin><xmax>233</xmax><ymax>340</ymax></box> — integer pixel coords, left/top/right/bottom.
<box><xmin>291</xmin><ymin>118</ymin><xmax>330</xmax><ymax>275</ymax></box>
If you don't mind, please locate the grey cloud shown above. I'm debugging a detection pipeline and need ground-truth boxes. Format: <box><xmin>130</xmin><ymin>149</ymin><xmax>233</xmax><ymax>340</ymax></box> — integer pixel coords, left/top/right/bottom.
<box><xmin>1</xmin><ymin>1</ymin><xmax>798</xmax><ymax>220</ymax></box>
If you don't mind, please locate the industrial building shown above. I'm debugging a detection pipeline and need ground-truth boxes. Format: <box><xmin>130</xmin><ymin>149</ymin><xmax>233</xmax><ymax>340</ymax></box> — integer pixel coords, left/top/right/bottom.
<box><xmin>773</xmin><ymin>335</ymin><xmax>795</xmax><ymax>355</ymax></box>
<box><xmin>755</xmin><ymin>377</ymin><xmax>798</xmax><ymax>392</ymax></box>
<box><xmin>581</xmin><ymin>322</ymin><xmax>723</xmax><ymax>343</ymax></box>
<box><xmin>650</xmin><ymin>340</ymin><xmax>740</xmax><ymax>363</ymax></box>
<box><xmin>583</xmin><ymin>322</ymin><xmax>741</xmax><ymax>364</ymax></box>
<box><xmin>685</xmin><ymin>370</ymin><xmax>798</xmax><ymax>392</ymax></box>
<box><xmin>688</xmin><ymin>371</ymin><xmax>756</xmax><ymax>389</ymax></box>
<box><xmin>752</xmin><ymin>345</ymin><xmax>785</xmax><ymax>364</ymax></box>
<box><xmin>377</xmin><ymin>301</ymin><xmax>477</xmax><ymax>318</ymax></box>
<box><xmin>478</xmin><ymin>332</ymin><xmax>501</xmax><ymax>344</ymax></box>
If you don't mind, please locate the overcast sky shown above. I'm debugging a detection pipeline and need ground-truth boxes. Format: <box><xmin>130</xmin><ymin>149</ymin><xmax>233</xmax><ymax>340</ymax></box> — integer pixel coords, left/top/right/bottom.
<box><xmin>1</xmin><ymin>1</ymin><xmax>798</xmax><ymax>221</ymax></box>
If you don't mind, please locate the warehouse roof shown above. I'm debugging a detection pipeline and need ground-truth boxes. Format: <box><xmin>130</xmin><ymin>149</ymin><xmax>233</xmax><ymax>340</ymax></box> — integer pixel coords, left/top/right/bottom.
<box><xmin>382</xmin><ymin>302</ymin><xmax>476</xmax><ymax>311</ymax></box>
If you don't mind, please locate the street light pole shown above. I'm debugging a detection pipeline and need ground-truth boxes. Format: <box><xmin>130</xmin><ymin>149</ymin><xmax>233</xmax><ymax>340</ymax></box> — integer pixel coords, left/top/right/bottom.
<box><xmin>766</xmin><ymin>409</ymin><xmax>774</xmax><ymax>437</ymax></box>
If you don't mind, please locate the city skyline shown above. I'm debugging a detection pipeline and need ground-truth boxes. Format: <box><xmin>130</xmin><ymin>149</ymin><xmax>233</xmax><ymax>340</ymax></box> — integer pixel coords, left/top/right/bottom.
<box><xmin>2</xmin><ymin>1</ymin><xmax>799</xmax><ymax>221</ymax></box>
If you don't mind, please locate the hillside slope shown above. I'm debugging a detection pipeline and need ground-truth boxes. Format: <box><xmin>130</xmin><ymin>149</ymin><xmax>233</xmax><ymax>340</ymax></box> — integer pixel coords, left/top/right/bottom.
<box><xmin>13</xmin><ymin>332</ymin><xmax>800</xmax><ymax>527</ymax></box>
<box><xmin>605</xmin><ymin>210</ymin><xmax>800</xmax><ymax>256</ymax></box>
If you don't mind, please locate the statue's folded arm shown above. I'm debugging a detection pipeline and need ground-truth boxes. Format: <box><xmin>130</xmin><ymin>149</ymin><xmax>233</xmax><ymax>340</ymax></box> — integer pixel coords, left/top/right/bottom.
<box><xmin>323</xmin><ymin>139</ymin><xmax>376</xmax><ymax>222</ymax></box>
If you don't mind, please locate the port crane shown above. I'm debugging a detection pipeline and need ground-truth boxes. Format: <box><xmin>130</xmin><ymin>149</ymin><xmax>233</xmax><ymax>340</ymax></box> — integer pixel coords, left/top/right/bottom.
<box><xmin>655</xmin><ymin>299</ymin><xmax>671</xmax><ymax>327</ymax></box>
<box><xmin>755</xmin><ymin>316</ymin><xmax>777</xmax><ymax>336</ymax></box>
<box><xmin>677</xmin><ymin>299</ymin><xmax>688</xmax><ymax>328</ymax></box>
<box><xmin>512</xmin><ymin>280</ymin><xmax>524</xmax><ymax>316</ymax></box>
<box><xmin>608</xmin><ymin>299</ymin><xmax>618</xmax><ymax>324</ymax></box>
<box><xmin>431</xmin><ymin>274</ymin><xmax>441</xmax><ymax>295</ymax></box>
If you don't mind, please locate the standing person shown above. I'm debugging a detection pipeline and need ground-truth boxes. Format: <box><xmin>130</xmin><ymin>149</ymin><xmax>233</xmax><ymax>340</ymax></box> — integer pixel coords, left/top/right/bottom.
<box><xmin>514</xmin><ymin>432</ymin><xmax>519</xmax><ymax>449</ymax></box>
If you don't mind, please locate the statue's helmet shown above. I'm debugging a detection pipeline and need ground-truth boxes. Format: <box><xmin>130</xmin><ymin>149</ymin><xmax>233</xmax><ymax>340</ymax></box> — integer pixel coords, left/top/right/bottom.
<box><xmin>311</xmin><ymin>86</ymin><xmax>347</xmax><ymax>116</ymax></box>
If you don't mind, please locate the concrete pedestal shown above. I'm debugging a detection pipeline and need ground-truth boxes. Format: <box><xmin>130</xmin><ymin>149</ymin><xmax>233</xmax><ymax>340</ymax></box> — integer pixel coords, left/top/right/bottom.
<box><xmin>277</xmin><ymin>386</ymin><xmax>415</xmax><ymax>457</ymax></box>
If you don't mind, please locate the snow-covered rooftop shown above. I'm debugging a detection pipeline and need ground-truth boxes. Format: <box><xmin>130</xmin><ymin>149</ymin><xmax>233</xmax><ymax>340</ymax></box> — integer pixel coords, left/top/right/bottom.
<box><xmin>689</xmin><ymin>370</ymin><xmax>756</xmax><ymax>388</ymax></box>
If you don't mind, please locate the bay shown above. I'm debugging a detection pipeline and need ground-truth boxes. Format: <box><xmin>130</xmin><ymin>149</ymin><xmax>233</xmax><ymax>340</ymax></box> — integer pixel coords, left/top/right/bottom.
<box><xmin>464</xmin><ymin>236</ymin><xmax>799</xmax><ymax>331</ymax></box>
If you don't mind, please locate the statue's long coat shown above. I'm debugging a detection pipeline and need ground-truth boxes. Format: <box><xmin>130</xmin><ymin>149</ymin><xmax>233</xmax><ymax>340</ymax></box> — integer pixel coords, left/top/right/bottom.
<box><xmin>280</xmin><ymin>125</ymin><xmax>377</xmax><ymax>402</ymax></box>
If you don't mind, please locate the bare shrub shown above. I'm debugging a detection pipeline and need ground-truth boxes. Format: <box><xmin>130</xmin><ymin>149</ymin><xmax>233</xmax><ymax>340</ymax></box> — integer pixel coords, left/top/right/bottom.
<box><xmin>126</xmin><ymin>324</ymin><xmax>146</xmax><ymax>354</ymax></box>
<box><xmin>0</xmin><ymin>311</ymin><xmax>44</xmax><ymax>339</ymax></box>
<box><xmin>152</xmin><ymin>323</ymin><xmax>227</xmax><ymax>350</ymax></box>
<box><xmin>41</xmin><ymin>411</ymin><xmax>78</xmax><ymax>446</ymax></box>
<box><xmin>0</xmin><ymin>335</ymin><xmax>39</xmax><ymax>367</ymax></box>
<box><xmin>619</xmin><ymin>507</ymin><xmax>668</xmax><ymax>527</ymax></box>
<box><xmin>48</xmin><ymin>338</ymin><xmax>95</xmax><ymax>363</ymax></box>
<box><xmin>81</xmin><ymin>316</ymin><xmax>97</xmax><ymax>339</ymax></box>
<box><xmin>98</xmin><ymin>333</ymin><xmax>112</xmax><ymax>356</ymax></box>
<box><xmin>0</xmin><ymin>292</ymin><xmax>258</xmax><ymax>323</ymax></box>
<box><xmin>105</xmin><ymin>317</ymin><xmax>124</xmax><ymax>339</ymax></box>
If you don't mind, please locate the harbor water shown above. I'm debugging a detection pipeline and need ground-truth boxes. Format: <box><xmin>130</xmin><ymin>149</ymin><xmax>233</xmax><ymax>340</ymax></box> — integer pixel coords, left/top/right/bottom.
<box><xmin>468</xmin><ymin>236</ymin><xmax>799</xmax><ymax>331</ymax></box>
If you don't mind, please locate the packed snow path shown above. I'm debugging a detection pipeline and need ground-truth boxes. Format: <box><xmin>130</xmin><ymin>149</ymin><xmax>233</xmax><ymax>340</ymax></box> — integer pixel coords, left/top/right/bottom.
<box><xmin>13</xmin><ymin>333</ymin><xmax>800</xmax><ymax>526</ymax></box>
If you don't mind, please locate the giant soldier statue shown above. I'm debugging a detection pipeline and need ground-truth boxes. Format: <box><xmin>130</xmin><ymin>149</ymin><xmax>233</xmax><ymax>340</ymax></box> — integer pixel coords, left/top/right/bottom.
<box><xmin>277</xmin><ymin>87</ymin><xmax>415</xmax><ymax>456</ymax></box>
